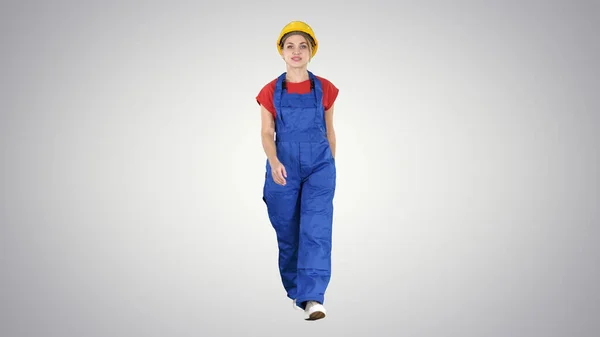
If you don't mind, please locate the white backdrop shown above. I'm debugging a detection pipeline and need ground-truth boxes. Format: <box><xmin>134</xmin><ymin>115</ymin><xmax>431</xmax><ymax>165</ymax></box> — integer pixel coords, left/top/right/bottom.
<box><xmin>1</xmin><ymin>1</ymin><xmax>599</xmax><ymax>336</ymax></box>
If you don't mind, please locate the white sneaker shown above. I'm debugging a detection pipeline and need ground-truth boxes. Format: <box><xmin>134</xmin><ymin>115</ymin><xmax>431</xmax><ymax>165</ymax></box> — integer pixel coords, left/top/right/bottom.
<box><xmin>304</xmin><ymin>300</ymin><xmax>326</xmax><ymax>321</ymax></box>
<box><xmin>292</xmin><ymin>299</ymin><xmax>303</xmax><ymax>311</ymax></box>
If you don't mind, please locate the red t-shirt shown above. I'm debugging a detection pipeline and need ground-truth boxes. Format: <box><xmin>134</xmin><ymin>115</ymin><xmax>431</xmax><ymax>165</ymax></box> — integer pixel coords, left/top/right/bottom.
<box><xmin>256</xmin><ymin>75</ymin><xmax>339</xmax><ymax>118</ymax></box>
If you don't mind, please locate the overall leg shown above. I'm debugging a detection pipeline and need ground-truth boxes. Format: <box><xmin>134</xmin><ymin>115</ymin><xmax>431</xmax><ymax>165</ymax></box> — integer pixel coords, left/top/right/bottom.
<box><xmin>263</xmin><ymin>144</ymin><xmax>302</xmax><ymax>299</ymax></box>
<box><xmin>295</xmin><ymin>159</ymin><xmax>336</xmax><ymax>308</ymax></box>
<box><xmin>264</xmin><ymin>188</ymin><xmax>300</xmax><ymax>299</ymax></box>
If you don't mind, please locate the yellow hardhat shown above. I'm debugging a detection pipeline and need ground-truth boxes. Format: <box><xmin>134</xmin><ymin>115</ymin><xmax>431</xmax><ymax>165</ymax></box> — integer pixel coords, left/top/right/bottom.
<box><xmin>276</xmin><ymin>21</ymin><xmax>318</xmax><ymax>57</ymax></box>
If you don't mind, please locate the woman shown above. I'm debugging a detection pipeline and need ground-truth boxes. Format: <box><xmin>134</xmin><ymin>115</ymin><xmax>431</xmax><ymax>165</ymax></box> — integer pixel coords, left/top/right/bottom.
<box><xmin>256</xmin><ymin>21</ymin><xmax>339</xmax><ymax>321</ymax></box>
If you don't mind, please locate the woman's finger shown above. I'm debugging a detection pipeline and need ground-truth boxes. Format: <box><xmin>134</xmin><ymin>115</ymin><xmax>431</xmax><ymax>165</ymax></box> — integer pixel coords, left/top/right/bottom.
<box><xmin>278</xmin><ymin>167</ymin><xmax>287</xmax><ymax>185</ymax></box>
<box><xmin>272</xmin><ymin>170</ymin><xmax>282</xmax><ymax>185</ymax></box>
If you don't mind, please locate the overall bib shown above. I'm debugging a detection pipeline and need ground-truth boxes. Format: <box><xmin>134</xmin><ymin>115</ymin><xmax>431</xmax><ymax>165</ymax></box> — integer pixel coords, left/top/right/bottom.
<box><xmin>263</xmin><ymin>71</ymin><xmax>336</xmax><ymax>309</ymax></box>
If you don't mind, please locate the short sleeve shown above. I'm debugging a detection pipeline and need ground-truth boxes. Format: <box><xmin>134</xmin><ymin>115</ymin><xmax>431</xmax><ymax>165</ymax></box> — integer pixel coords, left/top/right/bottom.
<box><xmin>318</xmin><ymin>77</ymin><xmax>339</xmax><ymax>111</ymax></box>
<box><xmin>256</xmin><ymin>80</ymin><xmax>277</xmax><ymax>118</ymax></box>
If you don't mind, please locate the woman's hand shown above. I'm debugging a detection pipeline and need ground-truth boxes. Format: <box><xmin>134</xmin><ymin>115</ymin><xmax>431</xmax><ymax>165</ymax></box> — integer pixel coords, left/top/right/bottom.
<box><xmin>270</xmin><ymin>160</ymin><xmax>287</xmax><ymax>186</ymax></box>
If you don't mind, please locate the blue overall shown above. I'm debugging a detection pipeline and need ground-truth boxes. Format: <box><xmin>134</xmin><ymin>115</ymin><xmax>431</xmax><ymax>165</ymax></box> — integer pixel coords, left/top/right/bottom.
<box><xmin>262</xmin><ymin>71</ymin><xmax>336</xmax><ymax>309</ymax></box>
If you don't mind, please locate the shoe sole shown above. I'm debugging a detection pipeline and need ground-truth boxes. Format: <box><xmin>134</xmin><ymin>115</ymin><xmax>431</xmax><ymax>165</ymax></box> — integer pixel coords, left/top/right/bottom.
<box><xmin>306</xmin><ymin>311</ymin><xmax>326</xmax><ymax>321</ymax></box>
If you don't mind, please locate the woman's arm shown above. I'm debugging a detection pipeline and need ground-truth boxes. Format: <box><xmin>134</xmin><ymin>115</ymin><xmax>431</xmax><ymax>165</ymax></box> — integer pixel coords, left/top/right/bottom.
<box><xmin>325</xmin><ymin>104</ymin><xmax>336</xmax><ymax>158</ymax></box>
<box><xmin>260</xmin><ymin>104</ymin><xmax>279</xmax><ymax>165</ymax></box>
<box><xmin>261</xmin><ymin>105</ymin><xmax>287</xmax><ymax>185</ymax></box>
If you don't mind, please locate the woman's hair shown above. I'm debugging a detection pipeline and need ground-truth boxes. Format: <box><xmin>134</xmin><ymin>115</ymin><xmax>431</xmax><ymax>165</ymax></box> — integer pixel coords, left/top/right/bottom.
<box><xmin>279</xmin><ymin>31</ymin><xmax>315</xmax><ymax>55</ymax></box>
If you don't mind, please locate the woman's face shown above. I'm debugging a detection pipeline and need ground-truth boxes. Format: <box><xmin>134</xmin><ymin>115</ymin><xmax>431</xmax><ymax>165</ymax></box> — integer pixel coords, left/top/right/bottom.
<box><xmin>281</xmin><ymin>34</ymin><xmax>311</xmax><ymax>68</ymax></box>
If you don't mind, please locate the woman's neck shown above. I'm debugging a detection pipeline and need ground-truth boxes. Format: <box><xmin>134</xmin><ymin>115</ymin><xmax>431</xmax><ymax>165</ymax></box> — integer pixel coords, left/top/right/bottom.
<box><xmin>285</xmin><ymin>67</ymin><xmax>309</xmax><ymax>83</ymax></box>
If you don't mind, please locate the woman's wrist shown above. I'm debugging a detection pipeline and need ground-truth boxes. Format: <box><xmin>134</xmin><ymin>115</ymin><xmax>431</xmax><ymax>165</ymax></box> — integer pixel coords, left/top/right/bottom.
<box><xmin>268</xmin><ymin>156</ymin><xmax>280</xmax><ymax>166</ymax></box>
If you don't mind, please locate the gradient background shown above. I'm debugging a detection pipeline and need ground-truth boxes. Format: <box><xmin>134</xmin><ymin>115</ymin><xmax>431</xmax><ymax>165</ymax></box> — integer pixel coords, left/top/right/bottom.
<box><xmin>1</xmin><ymin>0</ymin><xmax>599</xmax><ymax>336</ymax></box>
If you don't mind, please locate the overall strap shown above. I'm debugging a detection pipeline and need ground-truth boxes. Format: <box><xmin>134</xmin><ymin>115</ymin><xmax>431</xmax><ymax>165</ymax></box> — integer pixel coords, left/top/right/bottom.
<box><xmin>308</xmin><ymin>71</ymin><xmax>325</xmax><ymax>130</ymax></box>
<box><xmin>273</xmin><ymin>72</ymin><xmax>287</xmax><ymax>126</ymax></box>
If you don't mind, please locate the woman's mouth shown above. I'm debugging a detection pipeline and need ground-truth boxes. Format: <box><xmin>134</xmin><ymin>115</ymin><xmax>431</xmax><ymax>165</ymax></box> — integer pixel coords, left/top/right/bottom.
<box><xmin>292</xmin><ymin>57</ymin><xmax>301</xmax><ymax>61</ymax></box>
